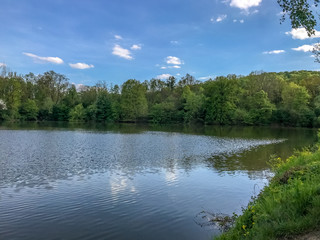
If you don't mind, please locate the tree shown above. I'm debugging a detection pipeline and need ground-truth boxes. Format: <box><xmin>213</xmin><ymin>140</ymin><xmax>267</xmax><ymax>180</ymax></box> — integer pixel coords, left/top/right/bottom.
<box><xmin>150</xmin><ymin>101</ymin><xmax>176</xmax><ymax>124</ymax></box>
<box><xmin>52</xmin><ymin>103</ymin><xmax>70</xmax><ymax>121</ymax></box>
<box><xmin>204</xmin><ymin>77</ymin><xmax>238</xmax><ymax>124</ymax></box>
<box><xmin>120</xmin><ymin>79</ymin><xmax>148</xmax><ymax>120</ymax></box>
<box><xmin>278</xmin><ymin>0</ymin><xmax>320</xmax><ymax>36</ymax></box>
<box><xmin>80</xmin><ymin>86</ymin><xmax>98</xmax><ymax>108</ymax></box>
<box><xmin>166</xmin><ymin>76</ymin><xmax>176</xmax><ymax>90</ymax></box>
<box><xmin>19</xmin><ymin>99</ymin><xmax>38</xmax><ymax>121</ymax></box>
<box><xmin>38</xmin><ymin>97</ymin><xmax>54</xmax><ymax>120</ymax></box>
<box><xmin>96</xmin><ymin>91</ymin><xmax>114</xmax><ymax>122</ymax></box>
<box><xmin>69</xmin><ymin>103</ymin><xmax>85</xmax><ymax>121</ymax></box>
<box><xmin>182</xmin><ymin>86</ymin><xmax>205</xmax><ymax>123</ymax></box>
<box><xmin>281</xmin><ymin>82</ymin><xmax>313</xmax><ymax>126</ymax></box>
<box><xmin>35</xmin><ymin>71</ymin><xmax>69</xmax><ymax>106</ymax></box>
<box><xmin>63</xmin><ymin>85</ymin><xmax>79</xmax><ymax>108</ymax></box>
<box><xmin>0</xmin><ymin>99</ymin><xmax>7</xmax><ymax>120</ymax></box>
<box><xmin>245</xmin><ymin>90</ymin><xmax>275</xmax><ymax>125</ymax></box>
<box><xmin>4</xmin><ymin>77</ymin><xmax>23</xmax><ymax>119</ymax></box>
<box><xmin>241</xmin><ymin>73</ymin><xmax>285</xmax><ymax>105</ymax></box>
<box><xmin>178</xmin><ymin>74</ymin><xmax>196</xmax><ymax>87</ymax></box>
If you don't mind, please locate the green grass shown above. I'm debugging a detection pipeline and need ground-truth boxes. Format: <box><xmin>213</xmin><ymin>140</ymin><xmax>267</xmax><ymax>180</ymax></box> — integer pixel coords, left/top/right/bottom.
<box><xmin>215</xmin><ymin>138</ymin><xmax>320</xmax><ymax>240</ymax></box>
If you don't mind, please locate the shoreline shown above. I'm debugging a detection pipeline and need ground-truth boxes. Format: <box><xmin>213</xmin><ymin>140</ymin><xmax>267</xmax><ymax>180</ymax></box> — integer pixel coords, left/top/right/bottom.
<box><xmin>215</xmin><ymin>132</ymin><xmax>320</xmax><ymax>240</ymax></box>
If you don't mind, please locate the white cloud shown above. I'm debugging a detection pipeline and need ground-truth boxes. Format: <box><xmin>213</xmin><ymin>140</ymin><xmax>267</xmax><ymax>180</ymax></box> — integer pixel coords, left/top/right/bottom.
<box><xmin>170</xmin><ymin>40</ymin><xmax>179</xmax><ymax>44</ymax></box>
<box><xmin>169</xmin><ymin>65</ymin><xmax>181</xmax><ymax>69</ymax></box>
<box><xmin>233</xmin><ymin>19</ymin><xmax>244</xmax><ymax>23</ymax></box>
<box><xmin>156</xmin><ymin>74</ymin><xmax>171</xmax><ymax>80</ymax></box>
<box><xmin>198</xmin><ymin>75</ymin><xmax>215</xmax><ymax>80</ymax></box>
<box><xmin>0</xmin><ymin>63</ymin><xmax>6</xmax><ymax>67</ymax></box>
<box><xmin>160</xmin><ymin>65</ymin><xmax>181</xmax><ymax>69</ymax></box>
<box><xmin>215</xmin><ymin>14</ymin><xmax>227</xmax><ymax>22</ymax></box>
<box><xmin>131</xmin><ymin>44</ymin><xmax>142</xmax><ymax>50</ymax></box>
<box><xmin>263</xmin><ymin>50</ymin><xmax>285</xmax><ymax>54</ymax></box>
<box><xmin>23</xmin><ymin>52</ymin><xmax>64</xmax><ymax>64</ymax></box>
<box><xmin>112</xmin><ymin>44</ymin><xmax>133</xmax><ymax>60</ymax></box>
<box><xmin>114</xmin><ymin>35</ymin><xmax>123</xmax><ymax>40</ymax></box>
<box><xmin>69</xmin><ymin>62</ymin><xmax>94</xmax><ymax>69</ymax></box>
<box><xmin>166</xmin><ymin>56</ymin><xmax>182</xmax><ymax>65</ymax></box>
<box><xmin>229</xmin><ymin>0</ymin><xmax>262</xmax><ymax>10</ymax></box>
<box><xmin>292</xmin><ymin>44</ymin><xmax>315</xmax><ymax>52</ymax></box>
<box><xmin>286</xmin><ymin>28</ymin><xmax>320</xmax><ymax>40</ymax></box>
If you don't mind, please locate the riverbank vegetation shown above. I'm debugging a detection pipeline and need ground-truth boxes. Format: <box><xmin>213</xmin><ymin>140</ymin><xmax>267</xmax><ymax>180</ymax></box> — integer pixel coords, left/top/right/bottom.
<box><xmin>215</xmin><ymin>135</ymin><xmax>320</xmax><ymax>240</ymax></box>
<box><xmin>1</xmin><ymin>68</ymin><xmax>320</xmax><ymax>127</ymax></box>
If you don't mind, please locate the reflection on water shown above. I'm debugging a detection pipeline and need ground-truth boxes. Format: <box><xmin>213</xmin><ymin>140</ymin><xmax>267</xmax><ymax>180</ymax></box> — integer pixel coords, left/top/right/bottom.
<box><xmin>0</xmin><ymin>123</ymin><xmax>317</xmax><ymax>240</ymax></box>
<box><xmin>0</xmin><ymin>130</ymin><xmax>284</xmax><ymax>188</ymax></box>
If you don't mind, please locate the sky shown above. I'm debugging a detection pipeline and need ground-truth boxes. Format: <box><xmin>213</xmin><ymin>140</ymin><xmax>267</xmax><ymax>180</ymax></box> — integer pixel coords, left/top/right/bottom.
<box><xmin>1</xmin><ymin>0</ymin><xmax>320</xmax><ymax>86</ymax></box>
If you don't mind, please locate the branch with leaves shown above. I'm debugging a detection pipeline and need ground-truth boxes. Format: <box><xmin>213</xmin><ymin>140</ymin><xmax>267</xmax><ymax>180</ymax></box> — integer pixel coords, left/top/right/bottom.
<box><xmin>278</xmin><ymin>0</ymin><xmax>319</xmax><ymax>36</ymax></box>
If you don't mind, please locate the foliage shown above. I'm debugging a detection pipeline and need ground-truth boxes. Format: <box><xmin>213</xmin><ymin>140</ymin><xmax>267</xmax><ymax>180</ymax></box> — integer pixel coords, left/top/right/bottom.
<box><xmin>215</xmin><ymin>139</ymin><xmax>320</xmax><ymax>240</ymax></box>
<box><xmin>245</xmin><ymin>90</ymin><xmax>275</xmax><ymax>125</ymax></box>
<box><xmin>69</xmin><ymin>103</ymin><xmax>85</xmax><ymax>121</ymax></box>
<box><xmin>182</xmin><ymin>86</ymin><xmax>205</xmax><ymax>123</ymax></box>
<box><xmin>281</xmin><ymin>82</ymin><xmax>313</xmax><ymax>126</ymax></box>
<box><xmin>120</xmin><ymin>79</ymin><xmax>148</xmax><ymax>120</ymax></box>
<box><xmin>96</xmin><ymin>91</ymin><xmax>114</xmax><ymax>122</ymax></box>
<box><xmin>278</xmin><ymin>0</ymin><xmax>320</xmax><ymax>36</ymax></box>
<box><xmin>1</xmin><ymin>70</ymin><xmax>320</xmax><ymax>127</ymax></box>
<box><xmin>19</xmin><ymin>99</ymin><xmax>38</xmax><ymax>120</ymax></box>
<box><xmin>205</xmin><ymin>77</ymin><xmax>238</xmax><ymax>124</ymax></box>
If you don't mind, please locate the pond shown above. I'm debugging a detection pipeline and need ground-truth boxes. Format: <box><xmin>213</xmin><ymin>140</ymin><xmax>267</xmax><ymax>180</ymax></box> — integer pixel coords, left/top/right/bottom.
<box><xmin>0</xmin><ymin>123</ymin><xmax>317</xmax><ymax>240</ymax></box>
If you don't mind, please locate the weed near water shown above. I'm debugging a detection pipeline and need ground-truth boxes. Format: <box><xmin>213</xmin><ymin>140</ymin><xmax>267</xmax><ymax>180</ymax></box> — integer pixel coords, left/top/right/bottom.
<box><xmin>215</xmin><ymin>144</ymin><xmax>320</xmax><ymax>240</ymax></box>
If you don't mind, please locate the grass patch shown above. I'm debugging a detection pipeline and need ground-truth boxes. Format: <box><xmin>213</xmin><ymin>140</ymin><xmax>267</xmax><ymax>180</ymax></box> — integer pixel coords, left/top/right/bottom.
<box><xmin>215</xmin><ymin>136</ymin><xmax>320</xmax><ymax>240</ymax></box>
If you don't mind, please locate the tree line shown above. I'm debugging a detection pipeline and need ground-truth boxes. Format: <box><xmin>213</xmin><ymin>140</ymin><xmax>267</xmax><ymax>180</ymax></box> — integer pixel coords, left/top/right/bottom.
<box><xmin>0</xmin><ymin>68</ymin><xmax>320</xmax><ymax>127</ymax></box>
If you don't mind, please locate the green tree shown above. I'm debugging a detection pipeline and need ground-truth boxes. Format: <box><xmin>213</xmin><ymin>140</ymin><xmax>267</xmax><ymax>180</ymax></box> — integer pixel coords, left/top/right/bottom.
<box><xmin>166</xmin><ymin>76</ymin><xmax>176</xmax><ymax>90</ymax></box>
<box><xmin>96</xmin><ymin>91</ymin><xmax>114</xmax><ymax>122</ymax></box>
<box><xmin>241</xmin><ymin>73</ymin><xmax>285</xmax><ymax>105</ymax></box>
<box><xmin>204</xmin><ymin>77</ymin><xmax>238</xmax><ymax>124</ymax></box>
<box><xmin>120</xmin><ymin>79</ymin><xmax>148</xmax><ymax>120</ymax></box>
<box><xmin>63</xmin><ymin>85</ymin><xmax>79</xmax><ymax>108</ymax></box>
<box><xmin>52</xmin><ymin>103</ymin><xmax>70</xmax><ymax>121</ymax></box>
<box><xmin>150</xmin><ymin>97</ymin><xmax>179</xmax><ymax>124</ymax></box>
<box><xmin>0</xmin><ymin>99</ymin><xmax>7</xmax><ymax>120</ymax></box>
<box><xmin>245</xmin><ymin>90</ymin><xmax>275</xmax><ymax>125</ymax></box>
<box><xmin>281</xmin><ymin>82</ymin><xmax>313</xmax><ymax>126</ymax></box>
<box><xmin>38</xmin><ymin>97</ymin><xmax>54</xmax><ymax>120</ymax></box>
<box><xmin>278</xmin><ymin>0</ymin><xmax>319</xmax><ymax>36</ymax></box>
<box><xmin>85</xmin><ymin>104</ymin><xmax>97</xmax><ymax>121</ymax></box>
<box><xmin>35</xmin><ymin>71</ymin><xmax>69</xmax><ymax>107</ymax></box>
<box><xmin>19</xmin><ymin>99</ymin><xmax>38</xmax><ymax>121</ymax></box>
<box><xmin>69</xmin><ymin>103</ymin><xmax>85</xmax><ymax>121</ymax></box>
<box><xmin>4</xmin><ymin>77</ymin><xmax>23</xmax><ymax>119</ymax></box>
<box><xmin>182</xmin><ymin>86</ymin><xmax>205</xmax><ymax>123</ymax></box>
<box><xmin>80</xmin><ymin>86</ymin><xmax>98</xmax><ymax>108</ymax></box>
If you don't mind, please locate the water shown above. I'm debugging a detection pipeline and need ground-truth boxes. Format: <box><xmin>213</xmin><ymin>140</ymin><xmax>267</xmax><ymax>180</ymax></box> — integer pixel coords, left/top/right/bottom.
<box><xmin>0</xmin><ymin>123</ymin><xmax>317</xmax><ymax>240</ymax></box>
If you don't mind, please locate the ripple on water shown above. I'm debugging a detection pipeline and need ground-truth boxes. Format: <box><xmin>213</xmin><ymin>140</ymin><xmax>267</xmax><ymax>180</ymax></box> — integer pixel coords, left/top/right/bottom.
<box><xmin>0</xmin><ymin>129</ymin><xmax>288</xmax><ymax>240</ymax></box>
<box><xmin>0</xmin><ymin>130</ymin><xmax>284</xmax><ymax>188</ymax></box>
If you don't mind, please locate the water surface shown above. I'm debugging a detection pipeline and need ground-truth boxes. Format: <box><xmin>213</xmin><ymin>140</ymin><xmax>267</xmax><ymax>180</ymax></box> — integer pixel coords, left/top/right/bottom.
<box><xmin>0</xmin><ymin>123</ymin><xmax>317</xmax><ymax>240</ymax></box>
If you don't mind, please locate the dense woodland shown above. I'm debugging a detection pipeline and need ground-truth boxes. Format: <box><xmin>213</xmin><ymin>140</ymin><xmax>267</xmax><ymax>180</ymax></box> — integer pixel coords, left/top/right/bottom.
<box><xmin>0</xmin><ymin>67</ymin><xmax>320</xmax><ymax>127</ymax></box>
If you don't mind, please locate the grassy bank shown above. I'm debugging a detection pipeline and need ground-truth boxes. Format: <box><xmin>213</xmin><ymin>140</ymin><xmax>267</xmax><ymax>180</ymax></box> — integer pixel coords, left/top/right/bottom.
<box><xmin>216</xmin><ymin>134</ymin><xmax>320</xmax><ymax>240</ymax></box>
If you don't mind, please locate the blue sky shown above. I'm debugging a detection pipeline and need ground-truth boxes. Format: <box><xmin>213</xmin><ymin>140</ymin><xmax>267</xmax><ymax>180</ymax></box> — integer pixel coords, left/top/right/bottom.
<box><xmin>1</xmin><ymin>0</ymin><xmax>320</xmax><ymax>86</ymax></box>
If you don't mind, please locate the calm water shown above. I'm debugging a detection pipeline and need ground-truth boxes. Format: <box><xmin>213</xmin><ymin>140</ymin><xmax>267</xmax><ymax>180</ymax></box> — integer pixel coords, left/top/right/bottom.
<box><xmin>0</xmin><ymin>123</ymin><xmax>317</xmax><ymax>240</ymax></box>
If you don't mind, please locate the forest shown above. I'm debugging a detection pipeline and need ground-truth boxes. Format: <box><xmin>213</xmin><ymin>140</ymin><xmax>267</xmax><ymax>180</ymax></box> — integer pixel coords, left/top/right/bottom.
<box><xmin>0</xmin><ymin>67</ymin><xmax>320</xmax><ymax>127</ymax></box>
